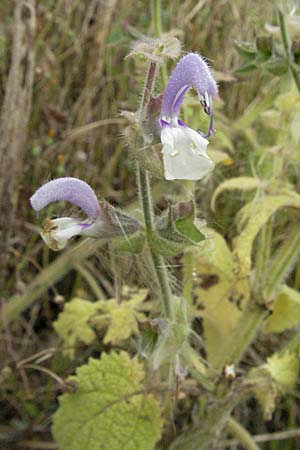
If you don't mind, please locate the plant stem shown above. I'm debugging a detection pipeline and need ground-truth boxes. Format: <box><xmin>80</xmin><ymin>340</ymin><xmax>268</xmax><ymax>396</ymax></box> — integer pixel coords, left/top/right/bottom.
<box><xmin>137</xmin><ymin>24</ymin><xmax>174</xmax><ymax>320</ymax></box>
<box><xmin>227</xmin><ymin>418</ymin><xmax>261</xmax><ymax>450</ymax></box>
<box><xmin>140</xmin><ymin>62</ymin><xmax>157</xmax><ymax>110</ymax></box>
<box><xmin>137</xmin><ymin>165</ymin><xmax>174</xmax><ymax>320</ymax></box>
<box><xmin>110</xmin><ymin>246</ymin><xmax>122</xmax><ymax>303</ymax></box>
<box><xmin>254</xmin><ymin>219</ymin><xmax>273</xmax><ymax>298</ymax></box>
<box><xmin>264</xmin><ymin>226</ymin><xmax>300</xmax><ymax>300</ymax></box>
<box><xmin>152</xmin><ymin>0</ymin><xmax>162</xmax><ymax>38</ymax></box>
<box><xmin>278</xmin><ymin>9</ymin><xmax>300</xmax><ymax>93</ymax></box>
<box><xmin>151</xmin><ymin>0</ymin><xmax>168</xmax><ymax>86</ymax></box>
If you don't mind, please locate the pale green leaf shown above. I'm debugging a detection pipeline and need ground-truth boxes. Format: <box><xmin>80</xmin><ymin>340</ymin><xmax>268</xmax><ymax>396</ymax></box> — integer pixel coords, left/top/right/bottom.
<box><xmin>264</xmin><ymin>285</ymin><xmax>300</xmax><ymax>334</ymax></box>
<box><xmin>266</xmin><ymin>351</ymin><xmax>299</xmax><ymax>393</ymax></box>
<box><xmin>95</xmin><ymin>287</ymin><xmax>147</xmax><ymax>344</ymax></box>
<box><xmin>183</xmin><ymin>228</ymin><xmax>249</xmax><ymax>367</ymax></box>
<box><xmin>54</xmin><ymin>288</ymin><xmax>148</xmax><ymax>356</ymax></box>
<box><xmin>249</xmin><ymin>368</ymin><xmax>277</xmax><ymax>420</ymax></box>
<box><xmin>211</xmin><ymin>177</ymin><xmax>261</xmax><ymax>211</ymax></box>
<box><xmin>234</xmin><ymin>194</ymin><xmax>300</xmax><ymax>275</ymax></box>
<box><xmin>53</xmin><ymin>298</ymin><xmax>99</xmax><ymax>358</ymax></box>
<box><xmin>249</xmin><ymin>350</ymin><xmax>299</xmax><ymax>419</ymax></box>
<box><xmin>52</xmin><ymin>352</ymin><xmax>162</xmax><ymax>450</ymax></box>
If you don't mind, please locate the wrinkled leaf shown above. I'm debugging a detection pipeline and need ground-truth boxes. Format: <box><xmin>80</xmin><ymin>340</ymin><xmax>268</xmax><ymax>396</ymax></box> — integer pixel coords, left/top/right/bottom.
<box><xmin>264</xmin><ymin>285</ymin><xmax>300</xmax><ymax>334</ymax></box>
<box><xmin>249</xmin><ymin>368</ymin><xmax>277</xmax><ymax>420</ymax></box>
<box><xmin>261</xmin><ymin>57</ymin><xmax>289</xmax><ymax>76</ymax></box>
<box><xmin>52</xmin><ymin>352</ymin><xmax>162</xmax><ymax>450</ymax></box>
<box><xmin>54</xmin><ymin>288</ymin><xmax>148</xmax><ymax>356</ymax></box>
<box><xmin>155</xmin><ymin>202</ymin><xmax>205</xmax><ymax>256</ymax></box>
<box><xmin>235</xmin><ymin>40</ymin><xmax>257</xmax><ymax>57</ymax></box>
<box><xmin>211</xmin><ymin>176</ymin><xmax>261</xmax><ymax>211</ymax></box>
<box><xmin>266</xmin><ymin>351</ymin><xmax>299</xmax><ymax>394</ymax></box>
<box><xmin>94</xmin><ymin>288</ymin><xmax>148</xmax><ymax>344</ymax></box>
<box><xmin>250</xmin><ymin>350</ymin><xmax>299</xmax><ymax>419</ymax></box>
<box><xmin>183</xmin><ymin>228</ymin><xmax>249</xmax><ymax>366</ymax></box>
<box><xmin>234</xmin><ymin>194</ymin><xmax>300</xmax><ymax>275</ymax></box>
<box><xmin>54</xmin><ymin>298</ymin><xmax>99</xmax><ymax>358</ymax></box>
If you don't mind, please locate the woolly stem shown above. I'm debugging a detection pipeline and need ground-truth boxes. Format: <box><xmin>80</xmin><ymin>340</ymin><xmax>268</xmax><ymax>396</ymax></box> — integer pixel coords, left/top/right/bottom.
<box><xmin>152</xmin><ymin>0</ymin><xmax>168</xmax><ymax>86</ymax></box>
<box><xmin>136</xmin><ymin>8</ymin><xmax>174</xmax><ymax>320</ymax></box>
<box><xmin>137</xmin><ymin>166</ymin><xmax>174</xmax><ymax>320</ymax></box>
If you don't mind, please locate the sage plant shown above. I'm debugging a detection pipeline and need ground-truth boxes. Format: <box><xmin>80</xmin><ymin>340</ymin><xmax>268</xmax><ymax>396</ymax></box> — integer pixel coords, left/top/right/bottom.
<box><xmin>28</xmin><ymin>6</ymin><xmax>300</xmax><ymax>450</ymax></box>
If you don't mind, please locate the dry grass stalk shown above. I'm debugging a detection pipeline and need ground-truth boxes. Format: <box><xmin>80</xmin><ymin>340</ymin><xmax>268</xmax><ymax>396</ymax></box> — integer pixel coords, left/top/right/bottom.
<box><xmin>0</xmin><ymin>0</ymin><xmax>36</xmax><ymax>280</ymax></box>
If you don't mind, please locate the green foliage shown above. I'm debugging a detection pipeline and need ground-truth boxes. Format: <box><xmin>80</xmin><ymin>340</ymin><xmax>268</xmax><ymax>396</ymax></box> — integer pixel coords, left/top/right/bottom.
<box><xmin>250</xmin><ymin>350</ymin><xmax>299</xmax><ymax>419</ymax></box>
<box><xmin>154</xmin><ymin>201</ymin><xmax>205</xmax><ymax>256</ymax></box>
<box><xmin>184</xmin><ymin>228</ymin><xmax>249</xmax><ymax>366</ymax></box>
<box><xmin>52</xmin><ymin>352</ymin><xmax>162</xmax><ymax>450</ymax></box>
<box><xmin>54</xmin><ymin>288</ymin><xmax>148</xmax><ymax>357</ymax></box>
<box><xmin>211</xmin><ymin>176</ymin><xmax>261</xmax><ymax>211</ymax></box>
<box><xmin>54</xmin><ymin>298</ymin><xmax>99</xmax><ymax>358</ymax></box>
<box><xmin>234</xmin><ymin>194</ymin><xmax>300</xmax><ymax>275</ymax></box>
<box><xmin>266</xmin><ymin>351</ymin><xmax>299</xmax><ymax>393</ymax></box>
<box><xmin>265</xmin><ymin>281</ymin><xmax>300</xmax><ymax>336</ymax></box>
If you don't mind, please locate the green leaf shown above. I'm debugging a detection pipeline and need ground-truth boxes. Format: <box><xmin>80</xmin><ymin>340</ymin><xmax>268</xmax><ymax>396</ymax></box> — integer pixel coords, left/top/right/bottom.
<box><xmin>234</xmin><ymin>40</ymin><xmax>257</xmax><ymax>57</ymax></box>
<box><xmin>261</xmin><ymin>57</ymin><xmax>289</xmax><ymax>76</ymax></box>
<box><xmin>154</xmin><ymin>201</ymin><xmax>205</xmax><ymax>256</ymax></box>
<box><xmin>94</xmin><ymin>288</ymin><xmax>148</xmax><ymax>345</ymax></box>
<box><xmin>183</xmin><ymin>228</ymin><xmax>249</xmax><ymax>367</ymax></box>
<box><xmin>249</xmin><ymin>350</ymin><xmax>299</xmax><ymax>419</ymax></box>
<box><xmin>54</xmin><ymin>288</ymin><xmax>148</xmax><ymax>356</ymax></box>
<box><xmin>266</xmin><ymin>351</ymin><xmax>299</xmax><ymax>394</ymax></box>
<box><xmin>175</xmin><ymin>216</ymin><xmax>205</xmax><ymax>243</ymax></box>
<box><xmin>112</xmin><ymin>231</ymin><xmax>146</xmax><ymax>253</ymax></box>
<box><xmin>211</xmin><ymin>177</ymin><xmax>261</xmax><ymax>211</ymax></box>
<box><xmin>263</xmin><ymin>227</ymin><xmax>300</xmax><ymax>300</ymax></box>
<box><xmin>249</xmin><ymin>368</ymin><xmax>277</xmax><ymax>420</ymax></box>
<box><xmin>235</xmin><ymin>62</ymin><xmax>258</xmax><ymax>74</ymax></box>
<box><xmin>234</xmin><ymin>194</ymin><xmax>300</xmax><ymax>275</ymax></box>
<box><xmin>256</xmin><ymin>35</ymin><xmax>273</xmax><ymax>55</ymax></box>
<box><xmin>264</xmin><ymin>285</ymin><xmax>300</xmax><ymax>333</ymax></box>
<box><xmin>52</xmin><ymin>352</ymin><xmax>162</xmax><ymax>450</ymax></box>
<box><xmin>53</xmin><ymin>298</ymin><xmax>99</xmax><ymax>358</ymax></box>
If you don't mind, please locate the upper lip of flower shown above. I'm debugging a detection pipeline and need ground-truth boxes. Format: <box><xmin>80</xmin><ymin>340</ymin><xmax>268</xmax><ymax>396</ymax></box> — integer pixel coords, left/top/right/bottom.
<box><xmin>30</xmin><ymin>177</ymin><xmax>100</xmax><ymax>219</ymax></box>
<box><xmin>160</xmin><ymin>52</ymin><xmax>218</xmax><ymax>138</ymax></box>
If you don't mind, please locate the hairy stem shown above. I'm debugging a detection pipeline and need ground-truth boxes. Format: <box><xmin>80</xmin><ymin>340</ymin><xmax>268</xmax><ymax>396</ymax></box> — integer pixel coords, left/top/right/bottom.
<box><xmin>152</xmin><ymin>0</ymin><xmax>162</xmax><ymax>38</ymax></box>
<box><xmin>140</xmin><ymin>62</ymin><xmax>157</xmax><ymax>110</ymax></box>
<box><xmin>227</xmin><ymin>418</ymin><xmax>261</xmax><ymax>450</ymax></box>
<box><xmin>151</xmin><ymin>0</ymin><xmax>168</xmax><ymax>86</ymax></box>
<box><xmin>264</xmin><ymin>226</ymin><xmax>300</xmax><ymax>300</ymax></box>
<box><xmin>137</xmin><ymin>166</ymin><xmax>174</xmax><ymax>320</ymax></box>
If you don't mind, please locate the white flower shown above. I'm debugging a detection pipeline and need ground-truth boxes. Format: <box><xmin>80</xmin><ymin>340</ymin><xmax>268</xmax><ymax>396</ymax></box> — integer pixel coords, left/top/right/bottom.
<box><xmin>41</xmin><ymin>217</ymin><xmax>96</xmax><ymax>251</ymax></box>
<box><xmin>160</xmin><ymin>53</ymin><xmax>218</xmax><ymax>181</ymax></box>
<box><xmin>160</xmin><ymin>118</ymin><xmax>214</xmax><ymax>181</ymax></box>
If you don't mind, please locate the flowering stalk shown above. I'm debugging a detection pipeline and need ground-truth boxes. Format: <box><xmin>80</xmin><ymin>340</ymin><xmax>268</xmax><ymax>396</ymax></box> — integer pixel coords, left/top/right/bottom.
<box><xmin>137</xmin><ymin>66</ymin><xmax>174</xmax><ymax>320</ymax></box>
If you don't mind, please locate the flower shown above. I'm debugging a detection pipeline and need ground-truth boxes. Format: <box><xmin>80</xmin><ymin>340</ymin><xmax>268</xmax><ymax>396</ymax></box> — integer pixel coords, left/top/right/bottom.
<box><xmin>160</xmin><ymin>53</ymin><xmax>218</xmax><ymax>181</ymax></box>
<box><xmin>30</xmin><ymin>177</ymin><xmax>103</xmax><ymax>251</ymax></box>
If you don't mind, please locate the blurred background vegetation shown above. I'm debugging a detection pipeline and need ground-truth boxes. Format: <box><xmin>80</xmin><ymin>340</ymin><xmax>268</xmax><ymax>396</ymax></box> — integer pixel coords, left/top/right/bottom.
<box><xmin>1</xmin><ymin>0</ymin><xmax>300</xmax><ymax>449</ymax></box>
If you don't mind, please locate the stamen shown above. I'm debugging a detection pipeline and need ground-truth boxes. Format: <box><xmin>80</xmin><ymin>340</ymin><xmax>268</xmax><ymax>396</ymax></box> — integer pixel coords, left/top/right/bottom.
<box><xmin>199</xmin><ymin>95</ymin><xmax>215</xmax><ymax>138</ymax></box>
